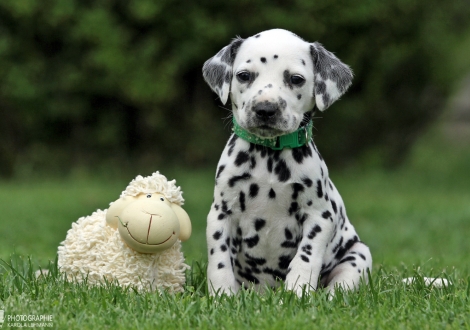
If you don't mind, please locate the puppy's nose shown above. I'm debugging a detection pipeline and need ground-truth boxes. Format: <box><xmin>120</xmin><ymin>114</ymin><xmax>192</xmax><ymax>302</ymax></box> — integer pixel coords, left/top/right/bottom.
<box><xmin>253</xmin><ymin>102</ymin><xmax>278</xmax><ymax>121</ymax></box>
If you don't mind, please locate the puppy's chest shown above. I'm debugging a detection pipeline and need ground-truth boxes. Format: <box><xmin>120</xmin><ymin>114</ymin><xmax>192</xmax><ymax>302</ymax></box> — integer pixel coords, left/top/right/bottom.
<box><xmin>216</xmin><ymin>136</ymin><xmax>323</xmax><ymax>215</ymax></box>
<box><xmin>216</xmin><ymin>137</ymin><xmax>324</xmax><ymax>244</ymax></box>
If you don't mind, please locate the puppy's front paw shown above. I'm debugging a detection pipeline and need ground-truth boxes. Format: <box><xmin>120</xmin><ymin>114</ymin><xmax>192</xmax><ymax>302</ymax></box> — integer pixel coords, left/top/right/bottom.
<box><xmin>285</xmin><ymin>273</ymin><xmax>315</xmax><ymax>297</ymax></box>
<box><xmin>207</xmin><ymin>269</ymin><xmax>239</xmax><ymax>296</ymax></box>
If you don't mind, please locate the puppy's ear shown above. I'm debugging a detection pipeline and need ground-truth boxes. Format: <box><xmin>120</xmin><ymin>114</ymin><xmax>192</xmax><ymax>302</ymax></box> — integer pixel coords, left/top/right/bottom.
<box><xmin>202</xmin><ymin>37</ymin><xmax>244</xmax><ymax>105</ymax></box>
<box><xmin>310</xmin><ymin>42</ymin><xmax>353</xmax><ymax>111</ymax></box>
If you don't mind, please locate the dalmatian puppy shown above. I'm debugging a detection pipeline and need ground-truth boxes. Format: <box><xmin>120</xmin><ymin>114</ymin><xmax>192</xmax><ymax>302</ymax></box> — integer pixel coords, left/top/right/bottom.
<box><xmin>202</xmin><ymin>29</ymin><xmax>372</xmax><ymax>296</ymax></box>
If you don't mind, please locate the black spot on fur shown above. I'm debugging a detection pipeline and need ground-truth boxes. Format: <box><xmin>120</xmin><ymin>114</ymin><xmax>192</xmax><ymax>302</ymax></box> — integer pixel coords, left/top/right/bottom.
<box><xmin>283</xmin><ymin>70</ymin><xmax>293</xmax><ymax>90</ymax></box>
<box><xmin>210</xmin><ymin>248</ymin><xmax>214</xmax><ymax>255</ymax></box>
<box><xmin>267</xmin><ymin>157</ymin><xmax>273</xmax><ymax>173</ymax></box>
<box><xmin>274</xmin><ymin>55</ymin><xmax>278</xmax><ymax>59</ymax></box>
<box><xmin>246</xmin><ymin>59</ymin><xmax>251</xmax><ymax>63</ymax></box>
<box><xmin>292</xmin><ymin>144</ymin><xmax>313</xmax><ymax>164</ymax></box>
<box><xmin>297</xmin><ymin>94</ymin><xmax>302</xmax><ymax>100</ymax></box>
<box><xmin>249</xmin><ymin>183</ymin><xmax>259</xmax><ymax>198</ymax></box>
<box><xmin>227</xmin><ymin>135</ymin><xmax>238</xmax><ymax>156</ymax></box>
<box><xmin>284</xmin><ymin>228</ymin><xmax>293</xmax><ymax>240</ymax></box>
<box><xmin>239</xmin><ymin>191</ymin><xmax>246</xmax><ymax>212</ymax></box>
<box><xmin>307</xmin><ymin>225</ymin><xmax>322</xmax><ymax>239</ymax></box>
<box><xmin>238</xmin><ymin>270</ymin><xmax>260</xmax><ymax>284</ymax></box>
<box><xmin>301</xmin><ymin>59</ymin><xmax>306</xmax><ymax>66</ymax></box>
<box><xmin>218</xmin><ymin>262</ymin><xmax>225</xmax><ymax>269</ymax></box>
<box><xmin>268</xmin><ymin>188</ymin><xmax>276</xmax><ymax>199</ymax></box>
<box><xmin>274</xmin><ymin>159</ymin><xmax>291</xmax><ymax>182</ymax></box>
<box><xmin>244</xmin><ymin>235</ymin><xmax>259</xmax><ymax>248</ymax></box>
<box><xmin>254</xmin><ymin>218</ymin><xmax>266</xmax><ymax>231</ymax></box>
<box><xmin>250</xmin><ymin>156</ymin><xmax>256</xmax><ymax>169</ymax></box>
<box><xmin>278</xmin><ymin>255</ymin><xmax>292</xmax><ymax>269</ymax></box>
<box><xmin>260</xmin><ymin>57</ymin><xmax>266</xmax><ymax>63</ymax></box>
<box><xmin>220</xmin><ymin>245</ymin><xmax>228</xmax><ymax>252</ymax></box>
<box><xmin>213</xmin><ymin>231</ymin><xmax>222</xmax><ymax>240</ymax></box>
<box><xmin>281</xmin><ymin>240</ymin><xmax>299</xmax><ymax>248</ymax></box>
<box><xmin>322</xmin><ymin>210</ymin><xmax>332</xmax><ymax>220</ymax></box>
<box><xmin>221</xmin><ymin>200</ymin><xmax>231</xmax><ymax>215</ymax></box>
<box><xmin>302</xmin><ymin>244</ymin><xmax>312</xmax><ymax>255</ymax></box>
<box><xmin>229</xmin><ymin>173</ymin><xmax>252</xmax><ymax>187</ymax></box>
<box><xmin>218</xmin><ymin>213</ymin><xmax>226</xmax><ymax>220</ymax></box>
<box><xmin>335</xmin><ymin>236</ymin><xmax>359</xmax><ymax>260</ymax></box>
<box><xmin>331</xmin><ymin>200</ymin><xmax>337</xmax><ymax>214</ymax></box>
<box><xmin>288</xmin><ymin>202</ymin><xmax>299</xmax><ymax>216</ymax></box>
<box><xmin>263</xmin><ymin>267</ymin><xmax>286</xmax><ymax>281</ymax></box>
<box><xmin>316</xmin><ymin>180</ymin><xmax>323</xmax><ymax>198</ymax></box>
<box><xmin>292</xmin><ymin>183</ymin><xmax>304</xmax><ymax>199</ymax></box>
<box><xmin>300</xmin><ymin>255</ymin><xmax>310</xmax><ymax>262</ymax></box>
<box><xmin>235</xmin><ymin>151</ymin><xmax>250</xmax><ymax>166</ymax></box>
<box><xmin>302</xmin><ymin>177</ymin><xmax>313</xmax><ymax>187</ymax></box>
<box><xmin>296</xmin><ymin>212</ymin><xmax>308</xmax><ymax>225</ymax></box>
<box><xmin>216</xmin><ymin>165</ymin><xmax>225</xmax><ymax>179</ymax></box>
<box><xmin>245</xmin><ymin>253</ymin><xmax>267</xmax><ymax>265</ymax></box>
<box><xmin>339</xmin><ymin>256</ymin><xmax>356</xmax><ymax>264</ymax></box>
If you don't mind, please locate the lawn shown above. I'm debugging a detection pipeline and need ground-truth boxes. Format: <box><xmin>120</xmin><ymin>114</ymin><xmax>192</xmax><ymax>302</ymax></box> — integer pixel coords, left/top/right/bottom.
<box><xmin>1</xmin><ymin>128</ymin><xmax>469</xmax><ymax>329</ymax></box>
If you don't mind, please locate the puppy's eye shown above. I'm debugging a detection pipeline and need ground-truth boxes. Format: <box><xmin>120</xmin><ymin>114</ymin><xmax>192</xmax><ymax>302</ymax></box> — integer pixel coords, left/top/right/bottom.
<box><xmin>236</xmin><ymin>71</ymin><xmax>251</xmax><ymax>82</ymax></box>
<box><xmin>290</xmin><ymin>75</ymin><xmax>305</xmax><ymax>85</ymax></box>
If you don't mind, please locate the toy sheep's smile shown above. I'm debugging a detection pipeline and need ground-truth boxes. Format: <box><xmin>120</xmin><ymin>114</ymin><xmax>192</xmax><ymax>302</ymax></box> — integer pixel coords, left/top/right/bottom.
<box><xmin>126</xmin><ymin>228</ymin><xmax>175</xmax><ymax>246</ymax></box>
<box><xmin>124</xmin><ymin>212</ymin><xmax>176</xmax><ymax>246</ymax></box>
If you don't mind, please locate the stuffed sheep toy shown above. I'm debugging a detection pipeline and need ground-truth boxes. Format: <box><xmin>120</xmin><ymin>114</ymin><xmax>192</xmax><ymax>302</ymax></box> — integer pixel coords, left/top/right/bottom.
<box><xmin>57</xmin><ymin>171</ymin><xmax>192</xmax><ymax>293</ymax></box>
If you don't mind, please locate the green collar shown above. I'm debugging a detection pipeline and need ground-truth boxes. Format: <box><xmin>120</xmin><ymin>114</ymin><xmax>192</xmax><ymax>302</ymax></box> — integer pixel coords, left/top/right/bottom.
<box><xmin>232</xmin><ymin>117</ymin><xmax>313</xmax><ymax>150</ymax></box>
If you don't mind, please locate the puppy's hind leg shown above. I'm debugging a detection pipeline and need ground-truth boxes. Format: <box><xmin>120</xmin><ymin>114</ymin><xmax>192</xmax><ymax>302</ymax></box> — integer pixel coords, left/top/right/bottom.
<box><xmin>323</xmin><ymin>242</ymin><xmax>372</xmax><ymax>295</ymax></box>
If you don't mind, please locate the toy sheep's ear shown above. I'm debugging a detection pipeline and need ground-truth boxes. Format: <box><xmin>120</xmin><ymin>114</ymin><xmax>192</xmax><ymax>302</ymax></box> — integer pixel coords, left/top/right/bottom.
<box><xmin>202</xmin><ymin>37</ymin><xmax>244</xmax><ymax>105</ymax></box>
<box><xmin>310</xmin><ymin>42</ymin><xmax>353</xmax><ymax>111</ymax></box>
<box><xmin>106</xmin><ymin>196</ymin><xmax>138</xmax><ymax>229</ymax></box>
<box><xmin>171</xmin><ymin>204</ymin><xmax>192</xmax><ymax>241</ymax></box>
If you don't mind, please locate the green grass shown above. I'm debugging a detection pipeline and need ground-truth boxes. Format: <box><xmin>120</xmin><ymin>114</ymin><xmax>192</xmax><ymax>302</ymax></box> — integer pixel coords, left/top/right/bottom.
<box><xmin>1</xmin><ymin>127</ymin><xmax>470</xmax><ymax>329</ymax></box>
<box><xmin>1</xmin><ymin>256</ymin><xmax>468</xmax><ymax>329</ymax></box>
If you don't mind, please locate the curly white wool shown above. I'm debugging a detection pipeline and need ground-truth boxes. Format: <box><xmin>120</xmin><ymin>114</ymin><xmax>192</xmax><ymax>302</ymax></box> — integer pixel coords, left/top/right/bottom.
<box><xmin>57</xmin><ymin>172</ymin><xmax>189</xmax><ymax>292</ymax></box>
<box><xmin>119</xmin><ymin>171</ymin><xmax>184</xmax><ymax>206</ymax></box>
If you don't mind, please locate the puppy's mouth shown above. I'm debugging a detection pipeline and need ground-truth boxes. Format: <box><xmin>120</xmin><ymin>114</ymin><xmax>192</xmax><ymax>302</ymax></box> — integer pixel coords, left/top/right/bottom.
<box><xmin>245</xmin><ymin>112</ymin><xmax>313</xmax><ymax>138</ymax></box>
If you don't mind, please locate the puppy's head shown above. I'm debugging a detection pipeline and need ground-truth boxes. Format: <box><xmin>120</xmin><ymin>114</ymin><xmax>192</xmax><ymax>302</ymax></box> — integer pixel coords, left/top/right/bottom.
<box><xmin>203</xmin><ymin>29</ymin><xmax>353</xmax><ymax>138</ymax></box>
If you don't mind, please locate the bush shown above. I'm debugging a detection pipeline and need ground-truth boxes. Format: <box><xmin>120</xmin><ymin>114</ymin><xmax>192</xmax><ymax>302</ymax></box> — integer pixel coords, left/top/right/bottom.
<box><xmin>0</xmin><ymin>0</ymin><xmax>469</xmax><ymax>177</ymax></box>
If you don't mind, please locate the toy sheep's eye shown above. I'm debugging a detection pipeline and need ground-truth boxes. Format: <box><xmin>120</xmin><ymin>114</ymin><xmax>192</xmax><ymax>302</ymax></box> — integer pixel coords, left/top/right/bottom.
<box><xmin>290</xmin><ymin>75</ymin><xmax>305</xmax><ymax>85</ymax></box>
<box><xmin>236</xmin><ymin>71</ymin><xmax>251</xmax><ymax>82</ymax></box>
<box><xmin>160</xmin><ymin>197</ymin><xmax>164</xmax><ymax>201</ymax></box>
<box><xmin>146</xmin><ymin>194</ymin><xmax>152</xmax><ymax>198</ymax></box>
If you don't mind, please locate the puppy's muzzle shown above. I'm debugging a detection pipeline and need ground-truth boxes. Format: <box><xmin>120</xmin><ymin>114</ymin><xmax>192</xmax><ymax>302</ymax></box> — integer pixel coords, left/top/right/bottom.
<box><xmin>253</xmin><ymin>101</ymin><xmax>279</xmax><ymax>122</ymax></box>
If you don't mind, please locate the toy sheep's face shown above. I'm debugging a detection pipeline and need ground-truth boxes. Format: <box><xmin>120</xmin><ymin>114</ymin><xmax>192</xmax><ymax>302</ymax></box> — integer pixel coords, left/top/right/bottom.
<box><xmin>105</xmin><ymin>193</ymin><xmax>191</xmax><ymax>253</ymax></box>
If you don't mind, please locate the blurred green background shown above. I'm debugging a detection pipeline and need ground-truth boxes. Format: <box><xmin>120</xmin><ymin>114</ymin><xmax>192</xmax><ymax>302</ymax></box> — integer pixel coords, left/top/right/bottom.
<box><xmin>1</xmin><ymin>0</ymin><xmax>470</xmax><ymax>272</ymax></box>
